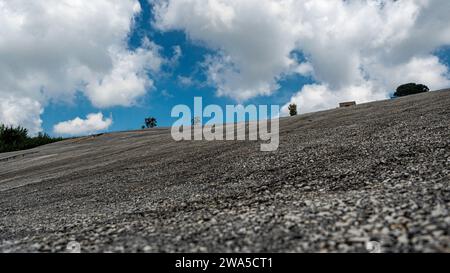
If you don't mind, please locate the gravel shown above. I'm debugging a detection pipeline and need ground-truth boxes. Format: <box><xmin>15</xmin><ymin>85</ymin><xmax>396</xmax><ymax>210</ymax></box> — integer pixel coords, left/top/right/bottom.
<box><xmin>0</xmin><ymin>90</ymin><xmax>449</xmax><ymax>253</ymax></box>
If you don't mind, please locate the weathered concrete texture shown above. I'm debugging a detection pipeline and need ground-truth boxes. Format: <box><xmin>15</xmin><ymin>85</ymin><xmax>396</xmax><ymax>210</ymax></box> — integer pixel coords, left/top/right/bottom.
<box><xmin>0</xmin><ymin>90</ymin><xmax>449</xmax><ymax>253</ymax></box>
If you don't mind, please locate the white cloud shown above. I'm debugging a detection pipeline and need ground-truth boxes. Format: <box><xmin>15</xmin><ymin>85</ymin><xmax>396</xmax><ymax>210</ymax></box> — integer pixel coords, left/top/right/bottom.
<box><xmin>283</xmin><ymin>55</ymin><xmax>450</xmax><ymax>114</ymax></box>
<box><xmin>53</xmin><ymin>112</ymin><xmax>112</xmax><ymax>136</ymax></box>
<box><xmin>368</xmin><ymin>56</ymin><xmax>450</xmax><ymax>92</ymax></box>
<box><xmin>294</xmin><ymin>62</ymin><xmax>314</xmax><ymax>77</ymax></box>
<box><xmin>281</xmin><ymin>83</ymin><xmax>388</xmax><ymax>115</ymax></box>
<box><xmin>84</xmin><ymin>39</ymin><xmax>162</xmax><ymax>108</ymax></box>
<box><xmin>178</xmin><ymin>76</ymin><xmax>194</xmax><ymax>87</ymax></box>
<box><xmin>153</xmin><ymin>0</ymin><xmax>300</xmax><ymax>101</ymax></box>
<box><xmin>0</xmin><ymin>0</ymin><xmax>162</xmax><ymax>133</ymax></box>
<box><xmin>169</xmin><ymin>45</ymin><xmax>183</xmax><ymax>67</ymax></box>
<box><xmin>153</xmin><ymin>0</ymin><xmax>450</xmax><ymax>111</ymax></box>
<box><xmin>0</xmin><ymin>96</ymin><xmax>43</xmax><ymax>135</ymax></box>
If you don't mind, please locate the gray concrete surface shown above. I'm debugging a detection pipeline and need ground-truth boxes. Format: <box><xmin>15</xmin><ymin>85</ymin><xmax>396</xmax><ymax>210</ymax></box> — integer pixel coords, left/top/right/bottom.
<box><xmin>0</xmin><ymin>90</ymin><xmax>449</xmax><ymax>253</ymax></box>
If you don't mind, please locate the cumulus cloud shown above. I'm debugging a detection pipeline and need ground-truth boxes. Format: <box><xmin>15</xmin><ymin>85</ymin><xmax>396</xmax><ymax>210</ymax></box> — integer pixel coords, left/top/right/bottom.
<box><xmin>153</xmin><ymin>0</ymin><xmax>450</xmax><ymax>112</ymax></box>
<box><xmin>281</xmin><ymin>83</ymin><xmax>387</xmax><ymax>114</ymax></box>
<box><xmin>84</xmin><ymin>39</ymin><xmax>162</xmax><ymax>108</ymax></box>
<box><xmin>53</xmin><ymin>113</ymin><xmax>112</xmax><ymax>136</ymax></box>
<box><xmin>0</xmin><ymin>96</ymin><xmax>43</xmax><ymax>135</ymax></box>
<box><xmin>153</xmin><ymin>0</ymin><xmax>300</xmax><ymax>101</ymax></box>
<box><xmin>0</xmin><ymin>0</ymin><xmax>162</xmax><ymax>133</ymax></box>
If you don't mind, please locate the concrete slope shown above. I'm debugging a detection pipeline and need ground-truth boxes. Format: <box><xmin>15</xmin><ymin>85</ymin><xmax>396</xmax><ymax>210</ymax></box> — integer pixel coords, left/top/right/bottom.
<box><xmin>0</xmin><ymin>90</ymin><xmax>449</xmax><ymax>252</ymax></box>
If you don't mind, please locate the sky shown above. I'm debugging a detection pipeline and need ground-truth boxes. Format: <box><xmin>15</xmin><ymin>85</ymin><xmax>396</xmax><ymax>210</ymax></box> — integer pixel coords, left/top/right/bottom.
<box><xmin>0</xmin><ymin>0</ymin><xmax>449</xmax><ymax>136</ymax></box>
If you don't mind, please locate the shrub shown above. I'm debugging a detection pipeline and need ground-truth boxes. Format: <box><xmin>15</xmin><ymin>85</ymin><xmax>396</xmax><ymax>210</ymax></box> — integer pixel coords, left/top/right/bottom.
<box><xmin>288</xmin><ymin>103</ymin><xmax>298</xmax><ymax>116</ymax></box>
<box><xmin>144</xmin><ymin>117</ymin><xmax>157</xmax><ymax>128</ymax></box>
<box><xmin>394</xmin><ymin>83</ymin><xmax>429</xmax><ymax>97</ymax></box>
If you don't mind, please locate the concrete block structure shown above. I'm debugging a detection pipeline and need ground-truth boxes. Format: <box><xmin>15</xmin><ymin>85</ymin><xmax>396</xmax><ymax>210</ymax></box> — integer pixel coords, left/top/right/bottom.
<box><xmin>339</xmin><ymin>101</ymin><xmax>357</xmax><ymax>108</ymax></box>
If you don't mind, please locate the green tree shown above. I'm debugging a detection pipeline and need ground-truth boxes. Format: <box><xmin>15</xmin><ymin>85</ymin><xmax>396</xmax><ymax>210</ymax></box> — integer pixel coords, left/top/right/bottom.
<box><xmin>0</xmin><ymin>125</ymin><xmax>62</xmax><ymax>153</ymax></box>
<box><xmin>394</xmin><ymin>83</ymin><xmax>429</xmax><ymax>97</ymax></box>
<box><xmin>288</xmin><ymin>103</ymin><xmax>298</xmax><ymax>116</ymax></box>
<box><xmin>0</xmin><ymin>125</ymin><xmax>28</xmax><ymax>152</ymax></box>
<box><xmin>144</xmin><ymin>117</ymin><xmax>157</xmax><ymax>128</ymax></box>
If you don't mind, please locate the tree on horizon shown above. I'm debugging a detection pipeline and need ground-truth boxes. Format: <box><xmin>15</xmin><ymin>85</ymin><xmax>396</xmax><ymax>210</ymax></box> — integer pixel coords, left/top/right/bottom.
<box><xmin>288</xmin><ymin>103</ymin><xmax>298</xmax><ymax>116</ymax></box>
<box><xmin>394</xmin><ymin>83</ymin><xmax>429</xmax><ymax>97</ymax></box>
<box><xmin>144</xmin><ymin>117</ymin><xmax>157</xmax><ymax>129</ymax></box>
